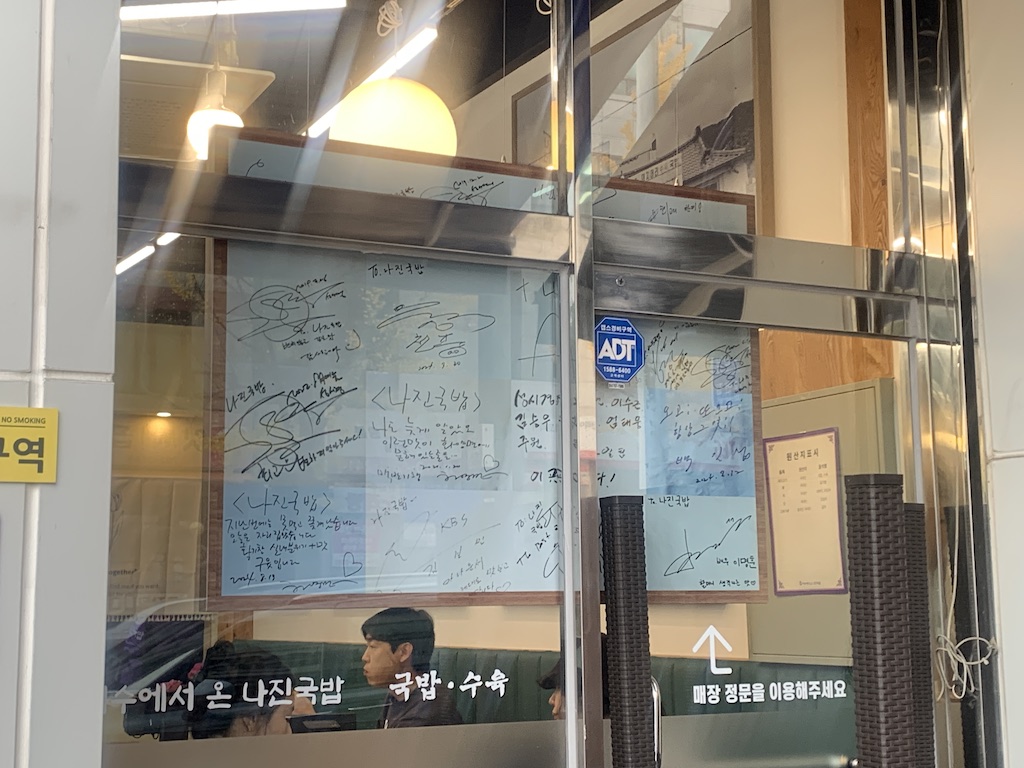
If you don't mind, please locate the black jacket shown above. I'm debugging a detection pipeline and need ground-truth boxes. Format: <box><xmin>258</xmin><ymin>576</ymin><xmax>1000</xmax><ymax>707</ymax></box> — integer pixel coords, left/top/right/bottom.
<box><xmin>377</xmin><ymin>685</ymin><xmax>463</xmax><ymax>728</ymax></box>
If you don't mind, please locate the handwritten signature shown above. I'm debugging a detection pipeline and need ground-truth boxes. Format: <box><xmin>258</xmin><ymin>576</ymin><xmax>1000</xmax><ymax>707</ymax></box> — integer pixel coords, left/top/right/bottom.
<box><xmin>280</xmin><ymin>577</ymin><xmax>358</xmax><ymax>593</ymax></box>
<box><xmin>377</xmin><ymin>301</ymin><xmax>496</xmax><ymax>358</ymax></box>
<box><xmin>227</xmin><ymin>282</ymin><xmax>346</xmax><ymax>343</ymax></box>
<box><xmin>662</xmin><ymin>515</ymin><xmax>753</xmax><ymax>577</ymax></box>
<box><xmin>653</xmin><ymin>339</ymin><xmax>752</xmax><ymax>393</ymax></box>
<box><xmin>436</xmin><ymin>454</ymin><xmax>508</xmax><ymax>483</ymax></box>
<box><xmin>648</xmin><ymin>203</ymin><xmax>678</xmax><ymax>224</ymax></box>
<box><xmin>224</xmin><ymin>389</ymin><xmax>353</xmax><ymax>480</ymax></box>
<box><xmin>420</xmin><ymin>176</ymin><xmax>505</xmax><ymax>206</ymax></box>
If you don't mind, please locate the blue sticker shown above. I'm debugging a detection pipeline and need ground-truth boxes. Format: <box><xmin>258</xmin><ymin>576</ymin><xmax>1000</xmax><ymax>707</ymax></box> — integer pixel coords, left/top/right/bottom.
<box><xmin>595</xmin><ymin>316</ymin><xmax>645</xmax><ymax>383</ymax></box>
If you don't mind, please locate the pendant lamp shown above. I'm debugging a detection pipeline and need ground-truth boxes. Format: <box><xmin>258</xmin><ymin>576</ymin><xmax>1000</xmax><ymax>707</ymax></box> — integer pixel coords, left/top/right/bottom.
<box><xmin>328</xmin><ymin>77</ymin><xmax>457</xmax><ymax>157</ymax></box>
<box><xmin>187</xmin><ymin>64</ymin><xmax>244</xmax><ymax>160</ymax></box>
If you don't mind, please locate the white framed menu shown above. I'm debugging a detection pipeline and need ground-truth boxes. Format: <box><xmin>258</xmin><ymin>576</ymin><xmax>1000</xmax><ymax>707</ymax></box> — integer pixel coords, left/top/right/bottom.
<box><xmin>763</xmin><ymin>428</ymin><xmax>846</xmax><ymax>596</ymax></box>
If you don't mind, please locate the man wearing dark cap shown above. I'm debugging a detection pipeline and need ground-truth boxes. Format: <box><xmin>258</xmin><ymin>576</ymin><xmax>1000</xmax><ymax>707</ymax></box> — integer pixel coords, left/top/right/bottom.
<box><xmin>537</xmin><ymin>634</ymin><xmax>610</xmax><ymax>719</ymax></box>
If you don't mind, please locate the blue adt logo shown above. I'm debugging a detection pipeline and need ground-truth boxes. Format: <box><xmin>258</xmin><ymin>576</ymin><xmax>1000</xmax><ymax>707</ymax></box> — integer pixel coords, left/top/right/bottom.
<box><xmin>595</xmin><ymin>316</ymin><xmax>645</xmax><ymax>383</ymax></box>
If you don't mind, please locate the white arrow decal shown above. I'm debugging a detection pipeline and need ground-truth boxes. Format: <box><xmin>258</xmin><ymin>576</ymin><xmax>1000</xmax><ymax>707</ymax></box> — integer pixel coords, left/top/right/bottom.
<box><xmin>692</xmin><ymin>624</ymin><xmax>733</xmax><ymax>675</ymax></box>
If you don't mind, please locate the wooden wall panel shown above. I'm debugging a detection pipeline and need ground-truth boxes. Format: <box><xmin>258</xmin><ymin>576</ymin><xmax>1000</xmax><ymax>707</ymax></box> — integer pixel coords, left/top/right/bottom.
<box><xmin>758</xmin><ymin>329</ymin><xmax>895</xmax><ymax>402</ymax></box>
<box><xmin>759</xmin><ymin>1</ymin><xmax>892</xmax><ymax>402</ymax></box>
<box><xmin>217</xmin><ymin>612</ymin><xmax>254</xmax><ymax>641</ymax></box>
<box><xmin>844</xmin><ymin>0</ymin><xmax>890</xmax><ymax>250</ymax></box>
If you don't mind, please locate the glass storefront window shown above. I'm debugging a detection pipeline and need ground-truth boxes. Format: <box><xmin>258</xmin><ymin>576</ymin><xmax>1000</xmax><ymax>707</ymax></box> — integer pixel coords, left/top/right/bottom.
<box><xmin>104</xmin><ymin>1</ymin><xmax>978</xmax><ymax>767</ymax></box>
<box><xmin>105</xmin><ymin>227</ymin><xmax>936</xmax><ymax>768</ymax></box>
<box><xmin>582</xmin><ymin>0</ymin><xmax>758</xmax><ymax>233</ymax></box>
<box><xmin>586</xmin><ymin>0</ymin><xmax>892</xmax><ymax>251</ymax></box>
<box><xmin>105</xmin><ymin>233</ymin><xmax>573</xmax><ymax>761</ymax></box>
<box><xmin>120</xmin><ymin>0</ymin><xmax>563</xmax><ymax>214</ymax></box>
<box><xmin>586</xmin><ymin>317</ymin><xmax>921</xmax><ymax>766</ymax></box>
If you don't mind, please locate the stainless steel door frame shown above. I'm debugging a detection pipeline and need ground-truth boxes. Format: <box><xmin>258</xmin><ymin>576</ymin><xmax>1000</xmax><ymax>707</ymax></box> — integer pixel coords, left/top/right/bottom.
<box><xmin>118</xmin><ymin>164</ymin><xmax>943</xmax><ymax>768</ymax></box>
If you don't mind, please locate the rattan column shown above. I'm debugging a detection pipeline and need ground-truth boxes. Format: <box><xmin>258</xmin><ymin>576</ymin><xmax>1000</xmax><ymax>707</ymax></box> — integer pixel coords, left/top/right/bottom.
<box><xmin>600</xmin><ymin>495</ymin><xmax>656</xmax><ymax>768</ymax></box>
<box><xmin>845</xmin><ymin>475</ymin><xmax>932</xmax><ymax>768</ymax></box>
<box><xmin>904</xmin><ymin>503</ymin><xmax>936</xmax><ymax>768</ymax></box>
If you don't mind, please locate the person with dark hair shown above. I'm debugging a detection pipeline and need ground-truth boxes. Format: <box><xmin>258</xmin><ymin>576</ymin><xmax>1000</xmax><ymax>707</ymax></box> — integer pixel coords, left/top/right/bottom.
<box><xmin>187</xmin><ymin>640</ymin><xmax>313</xmax><ymax>738</ymax></box>
<box><xmin>537</xmin><ymin>634</ymin><xmax>610</xmax><ymax>720</ymax></box>
<box><xmin>360</xmin><ymin>607</ymin><xmax>462</xmax><ymax>728</ymax></box>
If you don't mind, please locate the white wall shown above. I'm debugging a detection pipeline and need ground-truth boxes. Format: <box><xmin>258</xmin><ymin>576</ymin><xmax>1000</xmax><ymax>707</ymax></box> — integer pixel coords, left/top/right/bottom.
<box><xmin>769</xmin><ymin>0</ymin><xmax>851</xmax><ymax>245</ymax></box>
<box><xmin>0</xmin><ymin>1</ymin><xmax>119</xmax><ymax>767</ymax></box>
<box><xmin>962</xmin><ymin>1</ymin><xmax>1024</xmax><ymax>764</ymax></box>
<box><xmin>452</xmin><ymin>0</ymin><xmax>683</xmax><ymax>163</ymax></box>
<box><xmin>455</xmin><ymin>0</ymin><xmax>854</xmax><ymax>248</ymax></box>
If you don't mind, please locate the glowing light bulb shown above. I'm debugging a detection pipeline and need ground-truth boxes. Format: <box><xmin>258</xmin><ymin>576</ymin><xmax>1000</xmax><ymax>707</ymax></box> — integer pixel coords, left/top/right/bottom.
<box><xmin>187</xmin><ymin>67</ymin><xmax>244</xmax><ymax>161</ymax></box>
<box><xmin>328</xmin><ymin>77</ymin><xmax>457</xmax><ymax>156</ymax></box>
<box><xmin>187</xmin><ymin>106</ymin><xmax>243</xmax><ymax>160</ymax></box>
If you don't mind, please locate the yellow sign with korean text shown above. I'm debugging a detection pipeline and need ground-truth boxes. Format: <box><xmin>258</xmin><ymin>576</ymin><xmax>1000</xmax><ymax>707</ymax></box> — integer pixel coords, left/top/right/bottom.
<box><xmin>0</xmin><ymin>407</ymin><xmax>59</xmax><ymax>483</ymax></box>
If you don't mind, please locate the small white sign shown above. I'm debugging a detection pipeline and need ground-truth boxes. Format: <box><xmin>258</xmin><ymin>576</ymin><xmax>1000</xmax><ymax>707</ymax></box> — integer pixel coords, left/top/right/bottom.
<box><xmin>763</xmin><ymin>428</ymin><xmax>846</xmax><ymax>596</ymax></box>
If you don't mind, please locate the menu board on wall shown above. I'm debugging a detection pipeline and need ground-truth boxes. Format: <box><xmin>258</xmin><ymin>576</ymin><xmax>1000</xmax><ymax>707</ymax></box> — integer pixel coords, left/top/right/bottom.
<box><xmin>596</xmin><ymin>320</ymin><xmax>767</xmax><ymax>602</ymax></box>
<box><xmin>763</xmin><ymin>428</ymin><xmax>846</xmax><ymax>596</ymax></box>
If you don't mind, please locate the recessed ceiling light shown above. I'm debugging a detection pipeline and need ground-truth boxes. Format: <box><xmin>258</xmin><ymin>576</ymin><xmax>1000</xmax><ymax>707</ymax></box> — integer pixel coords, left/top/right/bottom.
<box><xmin>115</xmin><ymin>244</ymin><xmax>156</xmax><ymax>276</ymax></box>
<box><xmin>156</xmin><ymin>411</ymin><xmax>172</xmax><ymax>418</ymax></box>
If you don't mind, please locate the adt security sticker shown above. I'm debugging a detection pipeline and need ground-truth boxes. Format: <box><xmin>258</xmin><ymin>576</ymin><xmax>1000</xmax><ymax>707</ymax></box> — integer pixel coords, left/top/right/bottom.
<box><xmin>595</xmin><ymin>316</ymin><xmax>645</xmax><ymax>383</ymax></box>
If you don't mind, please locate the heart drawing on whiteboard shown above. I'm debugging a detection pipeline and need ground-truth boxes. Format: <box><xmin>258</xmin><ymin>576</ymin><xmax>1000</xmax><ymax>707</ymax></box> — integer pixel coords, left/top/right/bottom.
<box><xmin>343</xmin><ymin>552</ymin><xmax>363</xmax><ymax>578</ymax></box>
<box><xmin>483</xmin><ymin>454</ymin><xmax>500</xmax><ymax>472</ymax></box>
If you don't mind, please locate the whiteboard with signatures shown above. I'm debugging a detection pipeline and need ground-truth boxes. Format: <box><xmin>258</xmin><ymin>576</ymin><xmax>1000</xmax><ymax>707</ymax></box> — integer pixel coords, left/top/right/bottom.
<box><xmin>592</xmin><ymin>186</ymin><xmax>749</xmax><ymax>232</ymax></box>
<box><xmin>225</xmin><ymin>137</ymin><xmax>560</xmax><ymax>214</ymax></box>
<box><xmin>213</xmin><ymin>241</ymin><xmax>565</xmax><ymax>601</ymax></box>
<box><xmin>597</xmin><ymin>319</ymin><xmax>764</xmax><ymax>596</ymax></box>
<box><xmin>219</xmin><ymin>133</ymin><xmax>750</xmax><ymax>230</ymax></box>
<box><xmin>211</xmin><ymin>242</ymin><xmax>763</xmax><ymax>603</ymax></box>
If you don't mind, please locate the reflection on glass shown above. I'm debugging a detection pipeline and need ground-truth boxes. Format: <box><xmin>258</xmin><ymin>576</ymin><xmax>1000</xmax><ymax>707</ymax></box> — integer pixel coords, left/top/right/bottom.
<box><xmin>119</xmin><ymin>0</ymin><xmax>561</xmax><ymax>216</ymax></box>
<box><xmin>585</xmin><ymin>0</ymin><xmax>890</xmax><ymax>246</ymax></box>
<box><xmin>592</xmin><ymin>0</ymin><xmax>744</xmax><ymax>189</ymax></box>
<box><xmin>577</xmin><ymin>0</ymin><xmax>756</xmax><ymax>231</ymax></box>
<box><xmin>104</xmin><ymin>235</ymin><xmax>570</xmax><ymax>767</ymax></box>
<box><xmin>590</xmin><ymin>324</ymin><xmax>914</xmax><ymax>767</ymax></box>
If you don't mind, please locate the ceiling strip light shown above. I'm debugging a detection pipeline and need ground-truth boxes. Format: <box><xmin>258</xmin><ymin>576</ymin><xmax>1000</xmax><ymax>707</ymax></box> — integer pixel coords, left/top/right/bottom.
<box><xmin>115</xmin><ymin>245</ymin><xmax>156</xmax><ymax>276</ymax></box>
<box><xmin>121</xmin><ymin>1</ymin><xmax>216</xmax><ymax>19</ymax></box>
<box><xmin>120</xmin><ymin>0</ymin><xmax>345</xmax><ymax>22</ymax></box>
<box><xmin>219</xmin><ymin>0</ymin><xmax>345</xmax><ymax>14</ymax></box>
<box><xmin>306</xmin><ymin>25</ymin><xmax>438</xmax><ymax>138</ymax></box>
<box><xmin>365</xmin><ymin>26</ymin><xmax>438</xmax><ymax>83</ymax></box>
<box><xmin>156</xmin><ymin>232</ymin><xmax>182</xmax><ymax>246</ymax></box>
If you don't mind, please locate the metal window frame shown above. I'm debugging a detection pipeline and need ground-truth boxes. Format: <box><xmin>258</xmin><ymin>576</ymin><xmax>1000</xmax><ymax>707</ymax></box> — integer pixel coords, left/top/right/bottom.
<box><xmin>90</xmin><ymin>0</ymin><xmax>988</xmax><ymax>765</ymax></box>
<box><xmin>119</xmin><ymin>143</ymin><xmax>945</xmax><ymax>768</ymax></box>
<box><xmin>886</xmin><ymin>0</ymin><xmax>1002</xmax><ymax>766</ymax></box>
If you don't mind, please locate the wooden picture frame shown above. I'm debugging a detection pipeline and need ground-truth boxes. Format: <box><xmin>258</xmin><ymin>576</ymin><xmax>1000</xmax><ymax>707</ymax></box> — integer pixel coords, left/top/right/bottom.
<box><xmin>206</xmin><ymin>243</ymin><xmax>767</xmax><ymax>608</ymax></box>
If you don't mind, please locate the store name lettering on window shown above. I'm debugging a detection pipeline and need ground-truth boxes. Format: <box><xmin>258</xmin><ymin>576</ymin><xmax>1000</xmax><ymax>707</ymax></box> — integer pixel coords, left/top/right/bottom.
<box><xmin>112</xmin><ymin>669</ymin><xmax>510</xmax><ymax>712</ymax></box>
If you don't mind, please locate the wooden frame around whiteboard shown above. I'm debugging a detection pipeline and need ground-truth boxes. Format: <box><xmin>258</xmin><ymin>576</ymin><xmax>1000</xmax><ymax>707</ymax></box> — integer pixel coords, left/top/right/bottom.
<box><xmin>208</xmin><ymin>127</ymin><xmax>755</xmax><ymax>235</ymax></box>
<box><xmin>204</xmin><ymin>239</ymin><xmax>565</xmax><ymax>611</ymax></box>
<box><xmin>646</xmin><ymin>331</ymin><xmax>769</xmax><ymax>605</ymax></box>
<box><xmin>205</xmin><ymin>244</ymin><xmax>767</xmax><ymax>610</ymax></box>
